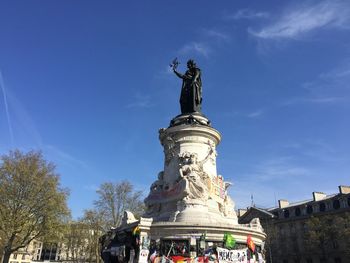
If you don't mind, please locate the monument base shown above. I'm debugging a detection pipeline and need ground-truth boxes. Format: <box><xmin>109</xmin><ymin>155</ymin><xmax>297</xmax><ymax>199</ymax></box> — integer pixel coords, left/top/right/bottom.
<box><xmin>149</xmin><ymin>221</ymin><xmax>265</xmax><ymax>247</ymax></box>
<box><xmin>102</xmin><ymin>214</ymin><xmax>266</xmax><ymax>261</ymax></box>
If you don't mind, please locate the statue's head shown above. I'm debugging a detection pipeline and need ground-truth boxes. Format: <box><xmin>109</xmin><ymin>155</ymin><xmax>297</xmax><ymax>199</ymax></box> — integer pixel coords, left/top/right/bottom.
<box><xmin>158</xmin><ymin>171</ymin><xmax>164</xmax><ymax>180</ymax></box>
<box><xmin>187</xmin><ymin>59</ymin><xmax>196</xmax><ymax>68</ymax></box>
<box><xmin>189</xmin><ymin>153</ymin><xmax>198</xmax><ymax>162</ymax></box>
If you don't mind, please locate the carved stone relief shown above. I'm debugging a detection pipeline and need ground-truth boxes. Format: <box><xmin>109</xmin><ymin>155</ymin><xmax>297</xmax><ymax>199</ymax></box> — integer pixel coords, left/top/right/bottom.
<box><xmin>177</xmin><ymin>152</ymin><xmax>209</xmax><ymax>201</ymax></box>
<box><xmin>163</xmin><ymin>135</ymin><xmax>179</xmax><ymax>166</ymax></box>
<box><xmin>205</xmin><ymin>140</ymin><xmax>217</xmax><ymax>165</ymax></box>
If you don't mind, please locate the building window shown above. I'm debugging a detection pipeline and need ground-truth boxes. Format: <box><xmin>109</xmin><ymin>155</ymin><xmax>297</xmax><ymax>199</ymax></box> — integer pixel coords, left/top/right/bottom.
<box><xmin>319</xmin><ymin>202</ymin><xmax>326</xmax><ymax>212</ymax></box>
<box><xmin>10</xmin><ymin>261</ymin><xmax>18</xmax><ymax>263</ymax></box>
<box><xmin>279</xmin><ymin>226</ymin><xmax>285</xmax><ymax>235</ymax></box>
<box><xmin>22</xmin><ymin>254</ymin><xmax>26</xmax><ymax>260</ymax></box>
<box><xmin>333</xmin><ymin>199</ymin><xmax>340</xmax><ymax>209</ymax></box>
<box><xmin>333</xmin><ymin>240</ymin><xmax>339</xmax><ymax>249</ymax></box>
<box><xmin>295</xmin><ymin>207</ymin><xmax>301</xmax><ymax>216</ymax></box>
<box><xmin>303</xmin><ymin>223</ymin><xmax>308</xmax><ymax>233</ymax></box>
<box><xmin>284</xmin><ymin>209</ymin><xmax>290</xmax><ymax>218</ymax></box>
<box><xmin>13</xmin><ymin>254</ymin><xmax>17</xmax><ymax>259</ymax></box>
<box><xmin>306</xmin><ymin>205</ymin><xmax>313</xmax><ymax>214</ymax></box>
<box><xmin>347</xmin><ymin>197</ymin><xmax>350</xmax><ymax>207</ymax></box>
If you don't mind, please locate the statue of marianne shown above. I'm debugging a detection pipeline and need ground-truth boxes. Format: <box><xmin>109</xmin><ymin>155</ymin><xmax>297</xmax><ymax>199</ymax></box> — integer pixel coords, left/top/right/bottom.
<box><xmin>172</xmin><ymin>59</ymin><xmax>202</xmax><ymax>114</ymax></box>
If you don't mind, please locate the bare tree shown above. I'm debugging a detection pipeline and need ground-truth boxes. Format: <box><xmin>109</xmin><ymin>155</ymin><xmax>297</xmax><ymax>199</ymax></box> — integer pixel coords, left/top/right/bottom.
<box><xmin>62</xmin><ymin>210</ymin><xmax>104</xmax><ymax>263</ymax></box>
<box><xmin>80</xmin><ymin>210</ymin><xmax>104</xmax><ymax>263</ymax></box>
<box><xmin>0</xmin><ymin>150</ymin><xmax>70</xmax><ymax>263</ymax></box>
<box><xmin>63</xmin><ymin>222</ymin><xmax>90</xmax><ymax>263</ymax></box>
<box><xmin>94</xmin><ymin>181</ymin><xmax>144</xmax><ymax>229</ymax></box>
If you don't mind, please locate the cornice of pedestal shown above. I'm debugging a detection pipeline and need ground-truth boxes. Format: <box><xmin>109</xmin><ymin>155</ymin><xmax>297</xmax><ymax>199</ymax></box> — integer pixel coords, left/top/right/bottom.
<box><xmin>149</xmin><ymin>222</ymin><xmax>266</xmax><ymax>245</ymax></box>
<box><xmin>159</xmin><ymin>124</ymin><xmax>222</xmax><ymax>146</ymax></box>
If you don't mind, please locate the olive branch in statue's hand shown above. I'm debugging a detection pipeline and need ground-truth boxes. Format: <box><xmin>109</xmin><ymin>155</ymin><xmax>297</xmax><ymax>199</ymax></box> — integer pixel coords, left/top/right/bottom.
<box><xmin>170</xmin><ymin>58</ymin><xmax>179</xmax><ymax>71</ymax></box>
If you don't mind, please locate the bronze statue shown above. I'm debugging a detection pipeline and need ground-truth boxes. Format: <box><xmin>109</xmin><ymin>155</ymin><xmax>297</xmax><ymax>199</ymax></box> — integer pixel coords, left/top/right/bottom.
<box><xmin>171</xmin><ymin>59</ymin><xmax>202</xmax><ymax>114</ymax></box>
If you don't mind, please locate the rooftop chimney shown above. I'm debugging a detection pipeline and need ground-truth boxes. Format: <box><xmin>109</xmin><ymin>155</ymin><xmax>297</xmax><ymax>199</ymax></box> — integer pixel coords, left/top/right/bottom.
<box><xmin>313</xmin><ymin>192</ymin><xmax>326</xmax><ymax>201</ymax></box>
<box><xmin>238</xmin><ymin>209</ymin><xmax>247</xmax><ymax>217</ymax></box>
<box><xmin>278</xmin><ymin>199</ymin><xmax>289</xmax><ymax>209</ymax></box>
<box><xmin>339</xmin><ymin>185</ymin><xmax>350</xmax><ymax>194</ymax></box>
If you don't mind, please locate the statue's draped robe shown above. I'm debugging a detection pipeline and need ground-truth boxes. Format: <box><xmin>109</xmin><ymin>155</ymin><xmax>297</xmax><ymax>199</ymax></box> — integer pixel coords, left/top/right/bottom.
<box><xmin>180</xmin><ymin>67</ymin><xmax>202</xmax><ymax>114</ymax></box>
<box><xmin>179</xmin><ymin>163</ymin><xmax>208</xmax><ymax>201</ymax></box>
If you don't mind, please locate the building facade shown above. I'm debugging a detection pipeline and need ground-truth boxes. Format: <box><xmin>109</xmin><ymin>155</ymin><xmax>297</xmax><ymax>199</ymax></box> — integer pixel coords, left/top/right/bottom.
<box><xmin>239</xmin><ymin>185</ymin><xmax>350</xmax><ymax>263</ymax></box>
<box><xmin>4</xmin><ymin>221</ymin><xmax>100</xmax><ymax>263</ymax></box>
<box><xmin>7</xmin><ymin>240</ymin><xmax>43</xmax><ymax>263</ymax></box>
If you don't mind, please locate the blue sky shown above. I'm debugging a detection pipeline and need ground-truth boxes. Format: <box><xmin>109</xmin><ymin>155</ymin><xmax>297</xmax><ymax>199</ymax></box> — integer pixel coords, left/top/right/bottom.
<box><xmin>1</xmin><ymin>0</ymin><xmax>349</xmax><ymax>218</ymax></box>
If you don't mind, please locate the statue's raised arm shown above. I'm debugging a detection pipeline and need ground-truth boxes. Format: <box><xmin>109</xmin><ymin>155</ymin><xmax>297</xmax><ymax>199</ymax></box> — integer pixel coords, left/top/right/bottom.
<box><xmin>171</xmin><ymin>59</ymin><xmax>202</xmax><ymax>114</ymax></box>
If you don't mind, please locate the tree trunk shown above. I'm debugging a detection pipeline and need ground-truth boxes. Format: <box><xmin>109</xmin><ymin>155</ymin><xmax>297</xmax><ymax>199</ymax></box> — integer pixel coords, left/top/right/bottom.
<box><xmin>96</xmin><ymin>237</ymin><xmax>100</xmax><ymax>263</ymax></box>
<box><xmin>2</xmin><ymin>251</ymin><xmax>11</xmax><ymax>263</ymax></box>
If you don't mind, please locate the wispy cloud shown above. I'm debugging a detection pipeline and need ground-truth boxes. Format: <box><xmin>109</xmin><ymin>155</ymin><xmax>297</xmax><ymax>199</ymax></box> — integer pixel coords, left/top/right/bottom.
<box><xmin>202</xmin><ymin>29</ymin><xmax>230</xmax><ymax>42</ymax></box>
<box><xmin>176</xmin><ymin>31</ymin><xmax>229</xmax><ymax>59</ymax></box>
<box><xmin>250</xmin><ymin>0</ymin><xmax>350</xmax><ymax>39</ymax></box>
<box><xmin>223</xmin><ymin>109</ymin><xmax>265</xmax><ymax>119</ymax></box>
<box><xmin>281</xmin><ymin>142</ymin><xmax>303</xmax><ymax>150</ymax></box>
<box><xmin>126</xmin><ymin>92</ymin><xmax>153</xmax><ymax>109</ymax></box>
<box><xmin>247</xmin><ymin>109</ymin><xmax>264</xmax><ymax>118</ymax></box>
<box><xmin>176</xmin><ymin>27</ymin><xmax>231</xmax><ymax>60</ymax></box>
<box><xmin>278</xmin><ymin>139</ymin><xmax>347</xmax><ymax>165</ymax></box>
<box><xmin>45</xmin><ymin>145</ymin><xmax>89</xmax><ymax>170</ymax></box>
<box><xmin>231</xmin><ymin>156</ymin><xmax>313</xmax><ymax>208</ymax></box>
<box><xmin>225</xmin><ymin>9</ymin><xmax>269</xmax><ymax>20</ymax></box>
<box><xmin>251</xmin><ymin>157</ymin><xmax>311</xmax><ymax>181</ymax></box>
<box><xmin>284</xmin><ymin>62</ymin><xmax>350</xmax><ymax>105</ymax></box>
<box><xmin>0</xmin><ymin>80</ymin><xmax>91</xmax><ymax>173</ymax></box>
<box><xmin>178</xmin><ymin>42</ymin><xmax>210</xmax><ymax>58</ymax></box>
<box><xmin>317</xmin><ymin>64</ymin><xmax>350</xmax><ymax>80</ymax></box>
<box><xmin>233</xmin><ymin>138</ymin><xmax>350</xmax><ymax>208</ymax></box>
<box><xmin>284</xmin><ymin>96</ymin><xmax>345</xmax><ymax>105</ymax></box>
<box><xmin>0</xmin><ymin>70</ymin><xmax>14</xmax><ymax>147</ymax></box>
<box><xmin>4</xmin><ymin>86</ymin><xmax>43</xmax><ymax>148</ymax></box>
<box><xmin>297</xmin><ymin>139</ymin><xmax>346</xmax><ymax>163</ymax></box>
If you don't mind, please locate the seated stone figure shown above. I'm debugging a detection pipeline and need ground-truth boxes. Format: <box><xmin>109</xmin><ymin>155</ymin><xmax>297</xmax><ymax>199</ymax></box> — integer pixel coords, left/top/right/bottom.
<box><xmin>150</xmin><ymin>171</ymin><xmax>164</xmax><ymax>192</ymax></box>
<box><xmin>178</xmin><ymin>152</ymin><xmax>209</xmax><ymax>201</ymax></box>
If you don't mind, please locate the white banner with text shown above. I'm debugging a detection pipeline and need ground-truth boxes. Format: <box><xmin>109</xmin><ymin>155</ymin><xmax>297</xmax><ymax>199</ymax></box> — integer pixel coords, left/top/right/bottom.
<box><xmin>217</xmin><ymin>247</ymin><xmax>248</xmax><ymax>263</ymax></box>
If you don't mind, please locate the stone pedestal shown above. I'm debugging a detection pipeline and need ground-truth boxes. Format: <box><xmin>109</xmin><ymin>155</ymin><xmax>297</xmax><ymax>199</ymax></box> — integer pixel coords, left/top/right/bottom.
<box><xmin>145</xmin><ymin>113</ymin><xmax>237</xmax><ymax>226</ymax></box>
<box><xmin>141</xmin><ymin>113</ymin><xmax>265</xmax><ymax>250</ymax></box>
<box><xmin>105</xmin><ymin>113</ymin><xmax>266</xmax><ymax>261</ymax></box>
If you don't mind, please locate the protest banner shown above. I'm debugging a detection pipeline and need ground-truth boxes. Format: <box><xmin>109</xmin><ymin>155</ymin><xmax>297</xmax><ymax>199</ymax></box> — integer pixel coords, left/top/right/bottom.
<box><xmin>217</xmin><ymin>247</ymin><xmax>248</xmax><ymax>263</ymax></box>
